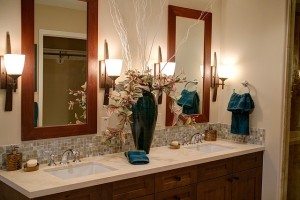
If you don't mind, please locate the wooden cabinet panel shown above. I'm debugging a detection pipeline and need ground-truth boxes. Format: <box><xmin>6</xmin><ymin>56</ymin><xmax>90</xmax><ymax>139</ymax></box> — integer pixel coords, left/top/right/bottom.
<box><xmin>197</xmin><ymin>176</ymin><xmax>231</xmax><ymax>200</ymax></box>
<box><xmin>113</xmin><ymin>175</ymin><xmax>155</xmax><ymax>200</ymax></box>
<box><xmin>232</xmin><ymin>152</ymin><xmax>263</xmax><ymax>172</ymax></box>
<box><xmin>231</xmin><ymin>167</ymin><xmax>262</xmax><ymax>200</ymax></box>
<box><xmin>132</xmin><ymin>194</ymin><xmax>154</xmax><ymax>200</ymax></box>
<box><xmin>0</xmin><ymin>181</ymin><xmax>29</xmax><ymax>200</ymax></box>
<box><xmin>35</xmin><ymin>186</ymin><xmax>101</xmax><ymax>200</ymax></box>
<box><xmin>155</xmin><ymin>185</ymin><xmax>196</xmax><ymax>200</ymax></box>
<box><xmin>198</xmin><ymin>159</ymin><xmax>232</xmax><ymax>182</ymax></box>
<box><xmin>155</xmin><ymin>166</ymin><xmax>197</xmax><ymax>193</ymax></box>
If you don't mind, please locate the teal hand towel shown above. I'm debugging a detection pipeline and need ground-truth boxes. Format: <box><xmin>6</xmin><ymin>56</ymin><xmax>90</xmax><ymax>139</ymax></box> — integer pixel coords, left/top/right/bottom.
<box><xmin>124</xmin><ymin>150</ymin><xmax>149</xmax><ymax>165</ymax></box>
<box><xmin>227</xmin><ymin>93</ymin><xmax>255</xmax><ymax>135</ymax></box>
<box><xmin>177</xmin><ymin>89</ymin><xmax>200</xmax><ymax>114</ymax></box>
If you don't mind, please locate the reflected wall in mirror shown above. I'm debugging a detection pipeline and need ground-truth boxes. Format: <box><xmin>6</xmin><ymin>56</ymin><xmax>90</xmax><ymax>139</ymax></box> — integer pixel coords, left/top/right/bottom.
<box><xmin>166</xmin><ymin>5</ymin><xmax>211</xmax><ymax>126</ymax></box>
<box><xmin>34</xmin><ymin>0</ymin><xmax>87</xmax><ymax>127</ymax></box>
<box><xmin>21</xmin><ymin>0</ymin><xmax>98</xmax><ymax>140</ymax></box>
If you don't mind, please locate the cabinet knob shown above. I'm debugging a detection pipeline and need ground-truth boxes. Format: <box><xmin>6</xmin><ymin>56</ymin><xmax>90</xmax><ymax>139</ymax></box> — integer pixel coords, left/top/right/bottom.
<box><xmin>227</xmin><ymin>177</ymin><xmax>233</xmax><ymax>182</ymax></box>
<box><xmin>174</xmin><ymin>176</ymin><xmax>182</xmax><ymax>181</ymax></box>
<box><xmin>174</xmin><ymin>196</ymin><xmax>181</xmax><ymax>200</ymax></box>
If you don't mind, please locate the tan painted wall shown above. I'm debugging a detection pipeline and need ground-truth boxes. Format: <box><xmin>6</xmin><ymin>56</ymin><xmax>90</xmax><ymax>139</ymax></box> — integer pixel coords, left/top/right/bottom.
<box><xmin>218</xmin><ymin>0</ymin><xmax>287</xmax><ymax>199</ymax></box>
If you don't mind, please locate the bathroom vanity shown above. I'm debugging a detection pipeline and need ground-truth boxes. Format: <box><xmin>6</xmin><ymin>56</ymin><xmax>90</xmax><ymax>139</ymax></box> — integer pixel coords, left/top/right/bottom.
<box><xmin>0</xmin><ymin>141</ymin><xmax>264</xmax><ymax>200</ymax></box>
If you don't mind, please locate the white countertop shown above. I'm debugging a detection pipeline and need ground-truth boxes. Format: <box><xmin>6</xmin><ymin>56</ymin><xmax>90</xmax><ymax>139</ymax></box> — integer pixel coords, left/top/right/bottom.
<box><xmin>0</xmin><ymin>140</ymin><xmax>265</xmax><ymax>198</ymax></box>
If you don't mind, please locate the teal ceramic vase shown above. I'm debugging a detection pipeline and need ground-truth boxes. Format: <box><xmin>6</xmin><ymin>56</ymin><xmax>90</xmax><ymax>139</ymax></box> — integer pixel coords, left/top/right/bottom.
<box><xmin>131</xmin><ymin>91</ymin><xmax>158</xmax><ymax>154</ymax></box>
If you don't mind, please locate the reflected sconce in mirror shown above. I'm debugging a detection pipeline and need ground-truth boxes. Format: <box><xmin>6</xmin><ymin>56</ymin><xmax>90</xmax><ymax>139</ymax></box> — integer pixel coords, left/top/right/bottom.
<box><xmin>99</xmin><ymin>40</ymin><xmax>123</xmax><ymax>105</ymax></box>
<box><xmin>211</xmin><ymin>52</ymin><xmax>230</xmax><ymax>102</ymax></box>
<box><xmin>0</xmin><ymin>32</ymin><xmax>25</xmax><ymax>111</ymax></box>
<box><xmin>153</xmin><ymin>46</ymin><xmax>176</xmax><ymax>104</ymax></box>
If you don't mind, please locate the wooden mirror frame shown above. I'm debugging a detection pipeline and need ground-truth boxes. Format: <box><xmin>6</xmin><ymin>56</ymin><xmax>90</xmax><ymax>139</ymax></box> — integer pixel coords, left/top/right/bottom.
<box><xmin>166</xmin><ymin>5</ymin><xmax>212</xmax><ymax>126</ymax></box>
<box><xmin>21</xmin><ymin>0</ymin><xmax>98</xmax><ymax>141</ymax></box>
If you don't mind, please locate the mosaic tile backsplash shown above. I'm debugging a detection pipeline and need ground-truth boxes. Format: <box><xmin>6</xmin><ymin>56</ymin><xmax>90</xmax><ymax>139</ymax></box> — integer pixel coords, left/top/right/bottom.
<box><xmin>0</xmin><ymin>123</ymin><xmax>265</xmax><ymax>170</ymax></box>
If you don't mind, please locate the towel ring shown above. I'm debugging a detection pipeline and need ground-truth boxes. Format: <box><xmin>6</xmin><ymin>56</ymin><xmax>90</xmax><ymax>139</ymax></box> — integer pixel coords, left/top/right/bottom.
<box><xmin>241</xmin><ymin>81</ymin><xmax>251</xmax><ymax>93</ymax></box>
<box><xmin>185</xmin><ymin>80</ymin><xmax>198</xmax><ymax>90</ymax></box>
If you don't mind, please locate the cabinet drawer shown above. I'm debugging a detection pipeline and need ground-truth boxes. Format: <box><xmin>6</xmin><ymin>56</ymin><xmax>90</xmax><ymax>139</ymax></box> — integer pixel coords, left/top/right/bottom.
<box><xmin>155</xmin><ymin>185</ymin><xmax>196</xmax><ymax>200</ymax></box>
<box><xmin>155</xmin><ymin>166</ymin><xmax>197</xmax><ymax>192</ymax></box>
<box><xmin>198</xmin><ymin>159</ymin><xmax>232</xmax><ymax>181</ymax></box>
<box><xmin>232</xmin><ymin>152</ymin><xmax>263</xmax><ymax>172</ymax></box>
<box><xmin>113</xmin><ymin>175</ymin><xmax>154</xmax><ymax>200</ymax></box>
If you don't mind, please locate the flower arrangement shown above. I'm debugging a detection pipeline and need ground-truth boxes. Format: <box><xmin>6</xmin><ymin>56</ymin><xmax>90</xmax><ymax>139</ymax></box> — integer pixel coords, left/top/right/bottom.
<box><xmin>68</xmin><ymin>82</ymin><xmax>87</xmax><ymax>124</ymax></box>
<box><xmin>104</xmin><ymin>69</ymin><xmax>186</xmax><ymax>143</ymax></box>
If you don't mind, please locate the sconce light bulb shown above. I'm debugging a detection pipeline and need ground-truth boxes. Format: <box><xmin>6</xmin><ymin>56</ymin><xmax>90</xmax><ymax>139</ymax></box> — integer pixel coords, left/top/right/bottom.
<box><xmin>218</xmin><ymin>64</ymin><xmax>233</xmax><ymax>79</ymax></box>
<box><xmin>105</xmin><ymin>59</ymin><xmax>123</xmax><ymax>77</ymax></box>
<box><xmin>3</xmin><ymin>54</ymin><xmax>25</xmax><ymax>76</ymax></box>
<box><xmin>160</xmin><ymin>62</ymin><xmax>176</xmax><ymax>76</ymax></box>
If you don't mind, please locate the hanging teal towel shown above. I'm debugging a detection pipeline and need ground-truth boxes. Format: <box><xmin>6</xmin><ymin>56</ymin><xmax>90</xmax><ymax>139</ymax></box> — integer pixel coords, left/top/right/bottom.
<box><xmin>227</xmin><ymin>93</ymin><xmax>254</xmax><ymax>135</ymax></box>
<box><xmin>124</xmin><ymin>150</ymin><xmax>149</xmax><ymax>165</ymax></box>
<box><xmin>177</xmin><ymin>89</ymin><xmax>200</xmax><ymax>114</ymax></box>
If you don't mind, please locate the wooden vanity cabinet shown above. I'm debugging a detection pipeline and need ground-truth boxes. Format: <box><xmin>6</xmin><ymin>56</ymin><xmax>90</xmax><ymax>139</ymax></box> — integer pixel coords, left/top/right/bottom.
<box><xmin>0</xmin><ymin>151</ymin><xmax>263</xmax><ymax>200</ymax></box>
<box><xmin>197</xmin><ymin>152</ymin><xmax>263</xmax><ymax>200</ymax></box>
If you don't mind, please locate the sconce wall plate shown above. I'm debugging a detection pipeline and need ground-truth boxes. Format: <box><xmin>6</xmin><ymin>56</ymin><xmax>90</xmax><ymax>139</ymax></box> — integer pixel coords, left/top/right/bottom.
<box><xmin>99</xmin><ymin>61</ymin><xmax>113</xmax><ymax>88</ymax></box>
<box><xmin>210</xmin><ymin>52</ymin><xmax>228</xmax><ymax>102</ymax></box>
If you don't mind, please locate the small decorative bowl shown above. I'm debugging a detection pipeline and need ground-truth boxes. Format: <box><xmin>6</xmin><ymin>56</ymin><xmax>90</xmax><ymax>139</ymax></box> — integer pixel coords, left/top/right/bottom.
<box><xmin>23</xmin><ymin>163</ymin><xmax>39</xmax><ymax>172</ymax></box>
<box><xmin>169</xmin><ymin>143</ymin><xmax>181</xmax><ymax>149</ymax></box>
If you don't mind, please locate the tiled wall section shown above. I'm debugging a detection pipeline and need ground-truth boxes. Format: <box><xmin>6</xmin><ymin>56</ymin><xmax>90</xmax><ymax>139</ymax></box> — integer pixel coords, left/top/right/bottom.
<box><xmin>0</xmin><ymin>123</ymin><xmax>265</xmax><ymax>169</ymax></box>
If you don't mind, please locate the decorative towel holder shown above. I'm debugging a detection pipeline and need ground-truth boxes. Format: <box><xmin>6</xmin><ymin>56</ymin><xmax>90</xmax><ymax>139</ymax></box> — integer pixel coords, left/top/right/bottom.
<box><xmin>241</xmin><ymin>81</ymin><xmax>251</xmax><ymax>93</ymax></box>
<box><xmin>184</xmin><ymin>80</ymin><xmax>198</xmax><ymax>90</ymax></box>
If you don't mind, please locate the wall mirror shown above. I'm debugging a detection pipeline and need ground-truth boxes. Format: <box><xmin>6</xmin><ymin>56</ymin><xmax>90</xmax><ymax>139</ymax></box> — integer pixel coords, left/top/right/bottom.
<box><xmin>21</xmin><ymin>0</ymin><xmax>98</xmax><ymax>140</ymax></box>
<box><xmin>166</xmin><ymin>5</ymin><xmax>211</xmax><ymax>126</ymax></box>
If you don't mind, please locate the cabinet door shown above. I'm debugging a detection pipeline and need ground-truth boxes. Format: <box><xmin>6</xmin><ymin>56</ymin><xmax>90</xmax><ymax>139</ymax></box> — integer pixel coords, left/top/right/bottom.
<box><xmin>197</xmin><ymin>176</ymin><xmax>231</xmax><ymax>200</ymax></box>
<box><xmin>155</xmin><ymin>185</ymin><xmax>196</xmax><ymax>200</ymax></box>
<box><xmin>231</xmin><ymin>167</ymin><xmax>262</xmax><ymax>200</ymax></box>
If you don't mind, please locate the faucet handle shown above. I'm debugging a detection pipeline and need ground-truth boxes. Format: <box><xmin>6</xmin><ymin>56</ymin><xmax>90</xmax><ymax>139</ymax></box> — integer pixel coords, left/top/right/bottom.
<box><xmin>73</xmin><ymin>150</ymin><xmax>81</xmax><ymax>163</ymax></box>
<box><xmin>48</xmin><ymin>154</ymin><xmax>57</xmax><ymax>166</ymax></box>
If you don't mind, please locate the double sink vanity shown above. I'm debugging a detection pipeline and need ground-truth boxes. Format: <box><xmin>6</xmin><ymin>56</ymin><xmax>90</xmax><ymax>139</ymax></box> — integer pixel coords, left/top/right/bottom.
<box><xmin>0</xmin><ymin>141</ymin><xmax>264</xmax><ymax>200</ymax></box>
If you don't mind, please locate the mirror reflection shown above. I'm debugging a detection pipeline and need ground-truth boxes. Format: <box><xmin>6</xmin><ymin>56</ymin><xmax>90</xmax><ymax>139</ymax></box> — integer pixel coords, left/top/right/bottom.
<box><xmin>175</xmin><ymin>17</ymin><xmax>204</xmax><ymax>115</ymax></box>
<box><xmin>34</xmin><ymin>0</ymin><xmax>87</xmax><ymax>127</ymax></box>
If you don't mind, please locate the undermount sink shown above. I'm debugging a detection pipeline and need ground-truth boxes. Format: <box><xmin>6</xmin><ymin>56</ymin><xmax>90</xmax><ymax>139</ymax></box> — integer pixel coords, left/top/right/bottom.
<box><xmin>185</xmin><ymin>143</ymin><xmax>234</xmax><ymax>153</ymax></box>
<box><xmin>45</xmin><ymin>162</ymin><xmax>116</xmax><ymax>180</ymax></box>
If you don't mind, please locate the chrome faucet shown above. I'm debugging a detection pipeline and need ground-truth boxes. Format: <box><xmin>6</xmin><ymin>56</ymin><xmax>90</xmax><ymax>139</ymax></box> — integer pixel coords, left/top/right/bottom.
<box><xmin>190</xmin><ymin>133</ymin><xmax>205</xmax><ymax>144</ymax></box>
<box><xmin>60</xmin><ymin>149</ymin><xmax>81</xmax><ymax>165</ymax></box>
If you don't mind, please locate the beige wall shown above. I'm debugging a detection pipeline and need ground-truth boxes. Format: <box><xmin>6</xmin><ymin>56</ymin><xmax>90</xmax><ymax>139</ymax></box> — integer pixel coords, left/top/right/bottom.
<box><xmin>0</xmin><ymin>0</ymin><xmax>22</xmax><ymax>145</ymax></box>
<box><xmin>0</xmin><ymin>0</ymin><xmax>289</xmax><ymax>199</ymax></box>
<box><xmin>35</xmin><ymin>3</ymin><xmax>87</xmax><ymax>42</ymax></box>
<box><xmin>218</xmin><ymin>0</ymin><xmax>287</xmax><ymax>199</ymax></box>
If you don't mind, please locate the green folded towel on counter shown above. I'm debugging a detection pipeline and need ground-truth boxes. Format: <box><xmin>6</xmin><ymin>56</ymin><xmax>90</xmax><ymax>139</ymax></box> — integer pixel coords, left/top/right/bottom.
<box><xmin>124</xmin><ymin>150</ymin><xmax>149</xmax><ymax>165</ymax></box>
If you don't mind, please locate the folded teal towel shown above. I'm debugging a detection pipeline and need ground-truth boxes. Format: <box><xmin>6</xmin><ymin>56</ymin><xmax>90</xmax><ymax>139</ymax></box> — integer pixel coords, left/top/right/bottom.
<box><xmin>124</xmin><ymin>150</ymin><xmax>149</xmax><ymax>165</ymax></box>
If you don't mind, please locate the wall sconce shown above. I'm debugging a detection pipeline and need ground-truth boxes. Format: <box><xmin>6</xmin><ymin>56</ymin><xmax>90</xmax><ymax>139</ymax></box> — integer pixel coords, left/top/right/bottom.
<box><xmin>0</xmin><ymin>32</ymin><xmax>25</xmax><ymax>111</ymax></box>
<box><xmin>99</xmin><ymin>40</ymin><xmax>123</xmax><ymax>105</ymax></box>
<box><xmin>1</xmin><ymin>54</ymin><xmax>25</xmax><ymax>111</ymax></box>
<box><xmin>211</xmin><ymin>52</ymin><xmax>231</xmax><ymax>102</ymax></box>
<box><xmin>153</xmin><ymin>46</ymin><xmax>176</xmax><ymax>104</ymax></box>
